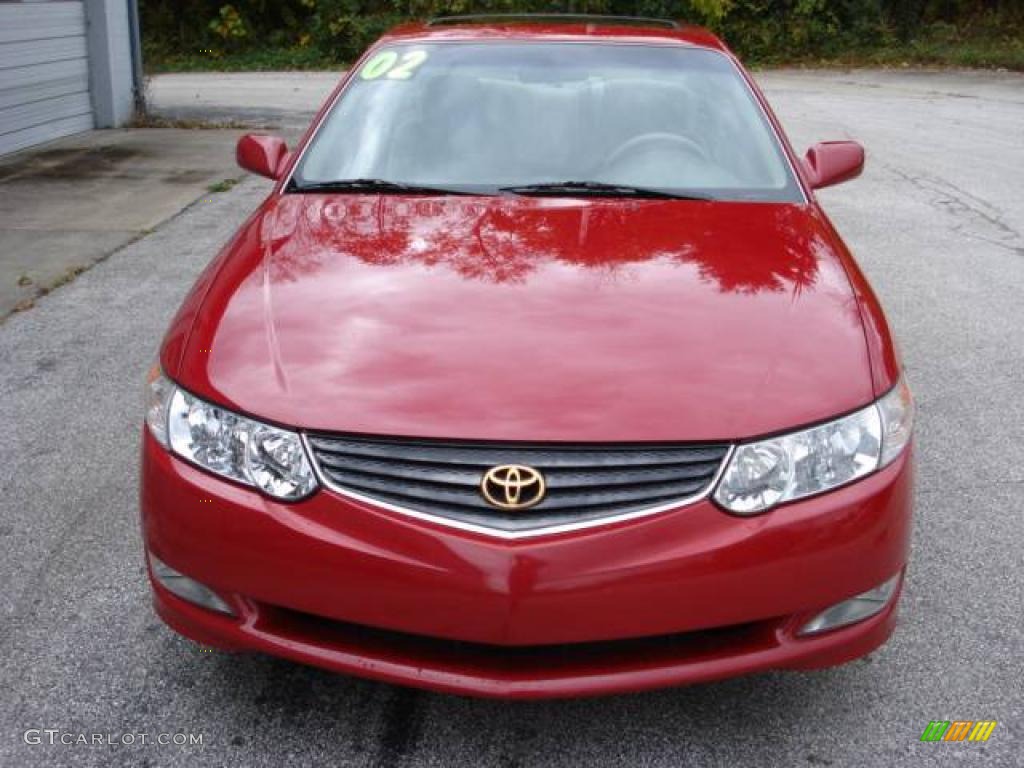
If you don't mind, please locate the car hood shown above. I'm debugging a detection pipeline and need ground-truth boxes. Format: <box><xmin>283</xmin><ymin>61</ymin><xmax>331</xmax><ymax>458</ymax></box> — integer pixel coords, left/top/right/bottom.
<box><xmin>175</xmin><ymin>194</ymin><xmax>874</xmax><ymax>442</ymax></box>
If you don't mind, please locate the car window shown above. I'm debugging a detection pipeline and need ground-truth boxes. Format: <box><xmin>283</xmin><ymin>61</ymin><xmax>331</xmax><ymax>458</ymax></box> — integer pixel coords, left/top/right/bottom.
<box><xmin>294</xmin><ymin>42</ymin><xmax>802</xmax><ymax>202</ymax></box>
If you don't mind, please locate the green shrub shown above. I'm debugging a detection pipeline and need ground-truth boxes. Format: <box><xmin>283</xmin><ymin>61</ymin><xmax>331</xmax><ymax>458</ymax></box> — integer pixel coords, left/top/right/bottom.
<box><xmin>139</xmin><ymin>0</ymin><xmax>1024</xmax><ymax>70</ymax></box>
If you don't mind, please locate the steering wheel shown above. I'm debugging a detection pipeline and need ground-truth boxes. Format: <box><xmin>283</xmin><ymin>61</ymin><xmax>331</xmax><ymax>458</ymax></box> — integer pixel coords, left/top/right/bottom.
<box><xmin>601</xmin><ymin>132</ymin><xmax>710</xmax><ymax>173</ymax></box>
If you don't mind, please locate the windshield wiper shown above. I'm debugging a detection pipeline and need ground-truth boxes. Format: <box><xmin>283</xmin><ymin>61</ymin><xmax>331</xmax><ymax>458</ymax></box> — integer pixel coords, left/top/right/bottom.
<box><xmin>287</xmin><ymin>178</ymin><xmax>480</xmax><ymax>196</ymax></box>
<box><xmin>499</xmin><ymin>181</ymin><xmax>712</xmax><ymax>200</ymax></box>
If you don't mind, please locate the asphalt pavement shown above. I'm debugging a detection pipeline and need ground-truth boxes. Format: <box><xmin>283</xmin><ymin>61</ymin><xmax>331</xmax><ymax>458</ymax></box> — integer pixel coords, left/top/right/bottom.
<box><xmin>1</xmin><ymin>68</ymin><xmax>1022</xmax><ymax>767</ymax></box>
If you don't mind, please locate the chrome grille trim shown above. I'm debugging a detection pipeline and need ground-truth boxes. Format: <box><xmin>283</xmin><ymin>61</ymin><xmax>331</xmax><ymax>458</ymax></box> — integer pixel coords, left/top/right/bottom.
<box><xmin>303</xmin><ymin>434</ymin><xmax>733</xmax><ymax>539</ymax></box>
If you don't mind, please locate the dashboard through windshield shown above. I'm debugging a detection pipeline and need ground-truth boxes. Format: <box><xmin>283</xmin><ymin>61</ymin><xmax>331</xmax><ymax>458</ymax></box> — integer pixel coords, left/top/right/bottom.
<box><xmin>292</xmin><ymin>42</ymin><xmax>802</xmax><ymax>202</ymax></box>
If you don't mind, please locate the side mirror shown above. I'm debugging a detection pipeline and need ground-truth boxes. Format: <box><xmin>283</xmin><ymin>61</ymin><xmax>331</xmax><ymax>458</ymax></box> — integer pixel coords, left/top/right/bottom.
<box><xmin>802</xmin><ymin>141</ymin><xmax>865</xmax><ymax>190</ymax></box>
<box><xmin>236</xmin><ymin>134</ymin><xmax>289</xmax><ymax>180</ymax></box>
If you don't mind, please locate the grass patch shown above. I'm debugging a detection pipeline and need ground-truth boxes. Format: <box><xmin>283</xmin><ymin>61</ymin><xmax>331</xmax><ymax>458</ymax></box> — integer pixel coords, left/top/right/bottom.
<box><xmin>207</xmin><ymin>178</ymin><xmax>240</xmax><ymax>193</ymax></box>
<box><xmin>129</xmin><ymin>113</ymin><xmax>253</xmax><ymax>130</ymax></box>
<box><xmin>750</xmin><ymin>32</ymin><xmax>1024</xmax><ymax>70</ymax></box>
<box><xmin>859</xmin><ymin>36</ymin><xmax>1024</xmax><ymax>70</ymax></box>
<box><xmin>45</xmin><ymin>265</ymin><xmax>87</xmax><ymax>293</ymax></box>
<box><xmin>145</xmin><ymin>28</ymin><xmax>1023</xmax><ymax>74</ymax></box>
<box><xmin>145</xmin><ymin>45</ymin><xmax>342</xmax><ymax>74</ymax></box>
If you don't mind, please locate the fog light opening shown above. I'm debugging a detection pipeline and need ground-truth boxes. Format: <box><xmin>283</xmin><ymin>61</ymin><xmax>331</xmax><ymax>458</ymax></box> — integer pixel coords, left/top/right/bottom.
<box><xmin>149</xmin><ymin>554</ymin><xmax>236</xmax><ymax>616</ymax></box>
<box><xmin>798</xmin><ymin>573</ymin><xmax>901</xmax><ymax>636</ymax></box>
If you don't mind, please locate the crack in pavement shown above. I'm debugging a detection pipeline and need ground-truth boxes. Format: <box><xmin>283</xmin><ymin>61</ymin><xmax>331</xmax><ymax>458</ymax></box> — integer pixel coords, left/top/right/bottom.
<box><xmin>886</xmin><ymin>163</ymin><xmax>1024</xmax><ymax>257</ymax></box>
<box><xmin>372</xmin><ymin>688</ymin><xmax>425</xmax><ymax>767</ymax></box>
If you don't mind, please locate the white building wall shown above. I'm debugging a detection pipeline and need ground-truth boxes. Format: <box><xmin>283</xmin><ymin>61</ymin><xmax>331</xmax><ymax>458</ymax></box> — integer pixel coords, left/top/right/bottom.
<box><xmin>84</xmin><ymin>0</ymin><xmax>136</xmax><ymax>128</ymax></box>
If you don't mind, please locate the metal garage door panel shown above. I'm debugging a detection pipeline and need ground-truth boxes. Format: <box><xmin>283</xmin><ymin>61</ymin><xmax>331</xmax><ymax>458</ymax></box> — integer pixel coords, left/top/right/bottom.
<box><xmin>0</xmin><ymin>113</ymin><xmax>94</xmax><ymax>157</ymax></box>
<box><xmin>0</xmin><ymin>2</ymin><xmax>88</xmax><ymax>44</ymax></box>
<box><xmin>1</xmin><ymin>91</ymin><xmax>92</xmax><ymax>135</ymax></box>
<box><xmin>0</xmin><ymin>37</ymin><xmax>89</xmax><ymax>71</ymax></box>
<box><xmin>0</xmin><ymin>1</ymin><xmax>93</xmax><ymax>156</ymax></box>
<box><xmin>0</xmin><ymin>61</ymin><xmax>90</xmax><ymax>111</ymax></box>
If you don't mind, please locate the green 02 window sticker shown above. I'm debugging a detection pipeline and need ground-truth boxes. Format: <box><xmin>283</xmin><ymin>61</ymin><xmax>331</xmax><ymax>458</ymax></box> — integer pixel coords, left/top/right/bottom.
<box><xmin>360</xmin><ymin>50</ymin><xmax>429</xmax><ymax>81</ymax></box>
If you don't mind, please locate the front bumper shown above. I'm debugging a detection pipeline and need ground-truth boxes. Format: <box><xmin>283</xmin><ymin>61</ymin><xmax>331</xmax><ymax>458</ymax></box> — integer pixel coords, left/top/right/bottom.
<box><xmin>140</xmin><ymin>429</ymin><xmax>913</xmax><ymax>699</ymax></box>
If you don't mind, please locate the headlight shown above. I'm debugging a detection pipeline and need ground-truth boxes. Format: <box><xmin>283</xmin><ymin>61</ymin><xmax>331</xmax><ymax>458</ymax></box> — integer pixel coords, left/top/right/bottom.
<box><xmin>144</xmin><ymin>365</ymin><xmax>317</xmax><ymax>501</ymax></box>
<box><xmin>714</xmin><ymin>377</ymin><xmax>912</xmax><ymax>515</ymax></box>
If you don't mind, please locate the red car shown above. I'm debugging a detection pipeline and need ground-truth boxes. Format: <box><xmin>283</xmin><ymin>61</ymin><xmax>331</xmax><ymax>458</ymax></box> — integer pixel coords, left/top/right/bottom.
<box><xmin>141</xmin><ymin>14</ymin><xmax>914</xmax><ymax>699</ymax></box>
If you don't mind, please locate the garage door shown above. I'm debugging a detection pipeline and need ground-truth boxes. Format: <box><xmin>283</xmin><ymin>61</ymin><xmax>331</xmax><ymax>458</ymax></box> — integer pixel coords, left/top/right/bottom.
<box><xmin>0</xmin><ymin>1</ymin><xmax>94</xmax><ymax>156</ymax></box>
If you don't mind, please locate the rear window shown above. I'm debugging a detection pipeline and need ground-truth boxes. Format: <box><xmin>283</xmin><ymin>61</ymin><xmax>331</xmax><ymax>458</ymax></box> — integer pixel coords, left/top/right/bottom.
<box><xmin>294</xmin><ymin>42</ymin><xmax>802</xmax><ymax>202</ymax></box>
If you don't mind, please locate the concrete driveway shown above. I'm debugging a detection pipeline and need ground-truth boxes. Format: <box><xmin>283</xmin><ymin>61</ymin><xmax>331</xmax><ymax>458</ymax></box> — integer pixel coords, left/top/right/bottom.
<box><xmin>1</xmin><ymin>69</ymin><xmax>1022</xmax><ymax>767</ymax></box>
<box><xmin>0</xmin><ymin>128</ymin><xmax>250</xmax><ymax>318</ymax></box>
<box><xmin>145</xmin><ymin>70</ymin><xmax>337</xmax><ymax>139</ymax></box>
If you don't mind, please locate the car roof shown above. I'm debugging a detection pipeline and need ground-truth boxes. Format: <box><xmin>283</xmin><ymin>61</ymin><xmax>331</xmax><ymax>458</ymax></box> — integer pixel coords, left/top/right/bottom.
<box><xmin>377</xmin><ymin>16</ymin><xmax>731</xmax><ymax>54</ymax></box>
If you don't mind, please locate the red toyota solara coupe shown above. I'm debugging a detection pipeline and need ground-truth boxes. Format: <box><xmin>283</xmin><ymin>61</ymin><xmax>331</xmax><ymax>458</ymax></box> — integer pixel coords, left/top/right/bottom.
<box><xmin>141</xmin><ymin>15</ymin><xmax>914</xmax><ymax>699</ymax></box>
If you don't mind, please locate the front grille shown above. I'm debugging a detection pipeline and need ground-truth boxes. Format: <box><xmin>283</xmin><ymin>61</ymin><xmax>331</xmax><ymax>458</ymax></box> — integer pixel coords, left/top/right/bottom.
<box><xmin>258</xmin><ymin>601</ymin><xmax>775</xmax><ymax>670</ymax></box>
<box><xmin>306</xmin><ymin>434</ymin><xmax>731</xmax><ymax>535</ymax></box>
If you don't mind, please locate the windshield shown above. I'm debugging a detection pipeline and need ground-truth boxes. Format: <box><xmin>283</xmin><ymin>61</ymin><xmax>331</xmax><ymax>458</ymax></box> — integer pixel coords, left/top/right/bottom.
<box><xmin>293</xmin><ymin>42</ymin><xmax>802</xmax><ymax>202</ymax></box>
